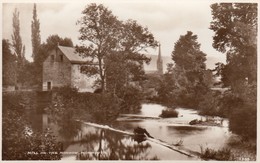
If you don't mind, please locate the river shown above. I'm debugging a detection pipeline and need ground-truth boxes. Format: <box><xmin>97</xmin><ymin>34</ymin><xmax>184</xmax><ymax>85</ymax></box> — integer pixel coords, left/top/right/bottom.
<box><xmin>27</xmin><ymin>103</ymin><xmax>232</xmax><ymax>160</ymax></box>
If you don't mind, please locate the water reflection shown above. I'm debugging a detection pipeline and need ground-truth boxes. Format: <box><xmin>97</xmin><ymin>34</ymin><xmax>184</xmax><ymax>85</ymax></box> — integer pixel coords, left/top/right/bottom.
<box><xmin>167</xmin><ymin>126</ymin><xmax>207</xmax><ymax>135</ymax></box>
<box><xmin>25</xmin><ymin>102</ymin><xmax>221</xmax><ymax>160</ymax></box>
<box><xmin>26</xmin><ymin>109</ymin><xmax>81</xmax><ymax>143</ymax></box>
<box><xmin>26</xmin><ymin>111</ymin><xmax>48</xmax><ymax>132</ymax></box>
<box><xmin>73</xmin><ymin>128</ymin><xmax>158</xmax><ymax>160</ymax></box>
<box><xmin>57</xmin><ymin>114</ymin><xmax>81</xmax><ymax>140</ymax></box>
<box><xmin>115</xmin><ymin>104</ymin><xmax>231</xmax><ymax>154</ymax></box>
<box><xmin>26</xmin><ymin>110</ymin><xmax>159</xmax><ymax>160</ymax></box>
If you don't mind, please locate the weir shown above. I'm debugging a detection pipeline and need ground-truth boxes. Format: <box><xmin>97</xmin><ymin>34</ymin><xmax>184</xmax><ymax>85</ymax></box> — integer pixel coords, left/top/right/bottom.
<box><xmin>78</xmin><ymin>120</ymin><xmax>200</xmax><ymax>158</ymax></box>
<box><xmin>119</xmin><ymin>114</ymin><xmax>161</xmax><ymax>119</ymax></box>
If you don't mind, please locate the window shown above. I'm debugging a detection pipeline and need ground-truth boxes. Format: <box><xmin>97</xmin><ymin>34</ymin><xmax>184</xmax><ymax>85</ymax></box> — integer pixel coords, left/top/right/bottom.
<box><xmin>60</xmin><ymin>55</ymin><xmax>63</xmax><ymax>62</ymax></box>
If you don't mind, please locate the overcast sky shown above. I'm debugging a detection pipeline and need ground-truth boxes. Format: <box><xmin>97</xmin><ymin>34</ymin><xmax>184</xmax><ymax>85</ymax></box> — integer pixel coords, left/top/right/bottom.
<box><xmin>2</xmin><ymin>0</ymin><xmax>235</xmax><ymax>68</ymax></box>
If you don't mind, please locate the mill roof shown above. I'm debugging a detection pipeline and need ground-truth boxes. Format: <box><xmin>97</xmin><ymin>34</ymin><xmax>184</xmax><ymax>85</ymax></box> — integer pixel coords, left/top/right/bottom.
<box><xmin>58</xmin><ymin>46</ymin><xmax>97</xmax><ymax>64</ymax></box>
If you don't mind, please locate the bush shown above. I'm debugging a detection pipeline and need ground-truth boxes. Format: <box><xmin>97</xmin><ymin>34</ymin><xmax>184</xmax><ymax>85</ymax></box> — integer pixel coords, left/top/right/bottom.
<box><xmin>218</xmin><ymin>83</ymin><xmax>257</xmax><ymax>139</ymax></box>
<box><xmin>200</xmin><ymin>147</ymin><xmax>235</xmax><ymax>161</ymax></box>
<box><xmin>159</xmin><ymin>109</ymin><xmax>178</xmax><ymax>118</ymax></box>
<box><xmin>50</xmin><ymin>86</ymin><xmax>121</xmax><ymax>124</ymax></box>
<box><xmin>198</xmin><ymin>91</ymin><xmax>224</xmax><ymax>117</ymax></box>
<box><xmin>118</xmin><ymin>85</ymin><xmax>143</xmax><ymax>113</ymax></box>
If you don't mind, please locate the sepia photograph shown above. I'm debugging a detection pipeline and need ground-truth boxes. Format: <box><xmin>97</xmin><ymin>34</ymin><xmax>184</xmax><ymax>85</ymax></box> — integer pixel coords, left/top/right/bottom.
<box><xmin>1</xmin><ymin>0</ymin><xmax>258</xmax><ymax>161</ymax></box>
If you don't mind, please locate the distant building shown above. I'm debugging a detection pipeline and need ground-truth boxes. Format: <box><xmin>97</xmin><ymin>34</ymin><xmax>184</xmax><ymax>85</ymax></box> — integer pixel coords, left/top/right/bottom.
<box><xmin>156</xmin><ymin>44</ymin><xmax>163</xmax><ymax>75</ymax></box>
<box><xmin>142</xmin><ymin>44</ymin><xmax>166</xmax><ymax>98</ymax></box>
<box><xmin>42</xmin><ymin>45</ymin><xmax>98</xmax><ymax>92</ymax></box>
<box><xmin>144</xmin><ymin>44</ymin><xmax>171</xmax><ymax>74</ymax></box>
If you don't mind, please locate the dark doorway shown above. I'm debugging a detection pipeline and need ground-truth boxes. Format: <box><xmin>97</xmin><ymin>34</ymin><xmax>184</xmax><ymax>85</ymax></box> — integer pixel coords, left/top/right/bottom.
<box><xmin>47</xmin><ymin>82</ymin><xmax>51</xmax><ymax>90</ymax></box>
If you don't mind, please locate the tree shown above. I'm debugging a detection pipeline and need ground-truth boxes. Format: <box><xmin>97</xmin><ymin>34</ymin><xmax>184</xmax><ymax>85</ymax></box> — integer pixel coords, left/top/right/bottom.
<box><xmin>169</xmin><ymin>31</ymin><xmax>208</xmax><ymax>107</ymax></box>
<box><xmin>76</xmin><ymin>4</ymin><xmax>157</xmax><ymax>93</ymax></box>
<box><xmin>172</xmin><ymin>31</ymin><xmax>206</xmax><ymax>71</ymax></box>
<box><xmin>157</xmin><ymin>67</ymin><xmax>178</xmax><ymax>105</ymax></box>
<box><xmin>76</xmin><ymin>3</ymin><xmax>122</xmax><ymax>92</ymax></box>
<box><xmin>11</xmin><ymin>8</ymin><xmax>28</xmax><ymax>87</ymax></box>
<box><xmin>2</xmin><ymin>39</ymin><xmax>17</xmax><ymax>86</ymax></box>
<box><xmin>45</xmin><ymin>34</ymin><xmax>73</xmax><ymax>49</ymax></box>
<box><xmin>31</xmin><ymin>3</ymin><xmax>41</xmax><ymax>62</ymax></box>
<box><xmin>12</xmin><ymin>8</ymin><xmax>24</xmax><ymax>68</ymax></box>
<box><xmin>210</xmin><ymin>3</ymin><xmax>257</xmax><ymax>89</ymax></box>
<box><xmin>106</xmin><ymin>19</ymin><xmax>156</xmax><ymax>94</ymax></box>
<box><xmin>210</xmin><ymin>3</ymin><xmax>257</xmax><ymax>139</ymax></box>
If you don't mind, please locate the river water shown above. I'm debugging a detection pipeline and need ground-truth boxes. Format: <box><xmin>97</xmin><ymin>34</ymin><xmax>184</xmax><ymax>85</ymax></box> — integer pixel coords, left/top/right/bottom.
<box><xmin>115</xmin><ymin>104</ymin><xmax>231</xmax><ymax>153</ymax></box>
<box><xmin>27</xmin><ymin>103</ymin><xmax>232</xmax><ymax>160</ymax></box>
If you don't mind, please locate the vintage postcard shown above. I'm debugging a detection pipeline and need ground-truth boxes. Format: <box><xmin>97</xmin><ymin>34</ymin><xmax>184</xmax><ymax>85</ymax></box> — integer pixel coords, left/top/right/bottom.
<box><xmin>1</xmin><ymin>0</ymin><xmax>258</xmax><ymax>161</ymax></box>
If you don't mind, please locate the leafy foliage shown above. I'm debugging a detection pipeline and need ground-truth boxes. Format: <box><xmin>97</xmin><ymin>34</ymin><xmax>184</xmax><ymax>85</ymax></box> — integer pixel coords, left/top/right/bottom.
<box><xmin>12</xmin><ymin>8</ymin><xmax>24</xmax><ymax>69</ymax></box>
<box><xmin>159</xmin><ymin>109</ymin><xmax>178</xmax><ymax>118</ymax></box>
<box><xmin>2</xmin><ymin>39</ymin><xmax>17</xmax><ymax>86</ymax></box>
<box><xmin>210</xmin><ymin>3</ymin><xmax>257</xmax><ymax>87</ymax></box>
<box><xmin>227</xmin><ymin>83</ymin><xmax>257</xmax><ymax>139</ymax></box>
<box><xmin>172</xmin><ymin>31</ymin><xmax>206</xmax><ymax>71</ymax></box>
<box><xmin>76</xmin><ymin>3</ymin><xmax>121</xmax><ymax>91</ymax></box>
<box><xmin>11</xmin><ymin>8</ymin><xmax>28</xmax><ymax>87</ymax></box>
<box><xmin>200</xmin><ymin>147</ymin><xmax>235</xmax><ymax>161</ymax></box>
<box><xmin>198</xmin><ymin>91</ymin><xmax>224</xmax><ymax>117</ymax></box>
<box><xmin>31</xmin><ymin>3</ymin><xmax>41</xmax><ymax>62</ymax></box>
<box><xmin>50</xmin><ymin>86</ymin><xmax>121</xmax><ymax>124</ymax></box>
<box><xmin>210</xmin><ymin>3</ymin><xmax>257</xmax><ymax>139</ymax></box>
<box><xmin>2</xmin><ymin>93</ymin><xmax>62</xmax><ymax>160</ymax></box>
<box><xmin>119</xmin><ymin>85</ymin><xmax>143</xmax><ymax>113</ymax></box>
<box><xmin>157</xmin><ymin>68</ymin><xmax>178</xmax><ymax>105</ymax></box>
<box><xmin>158</xmin><ymin>31</ymin><xmax>210</xmax><ymax>108</ymax></box>
<box><xmin>76</xmin><ymin>3</ymin><xmax>157</xmax><ymax>92</ymax></box>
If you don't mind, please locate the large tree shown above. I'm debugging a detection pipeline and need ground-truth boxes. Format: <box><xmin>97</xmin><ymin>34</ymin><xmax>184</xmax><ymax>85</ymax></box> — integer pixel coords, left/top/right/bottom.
<box><xmin>76</xmin><ymin>3</ymin><xmax>121</xmax><ymax>92</ymax></box>
<box><xmin>106</xmin><ymin>20</ymin><xmax>156</xmax><ymax>94</ymax></box>
<box><xmin>210</xmin><ymin>3</ymin><xmax>257</xmax><ymax>139</ymax></box>
<box><xmin>210</xmin><ymin>3</ymin><xmax>257</xmax><ymax>89</ymax></box>
<box><xmin>172</xmin><ymin>31</ymin><xmax>206</xmax><ymax>71</ymax></box>
<box><xmin>11</xmin><ymin>8</ymin><xmax>28</xmax><ymax>87</ymax></box>
<box><xmin>31</xmin><ymin>3</ymin><xmax>41</xmax><ymax>62</ymax></box>
<box><xmin>161</xmin><ymin>31</ymin><xmax>209</xmax><ymax>107</ymax></box>
<box><xmin>172</xmin><ymin>31</ymin><xmax>207</xmax><ymax>91</ymax></box>
<box><xmin>12</xmin><ymin>8</ymin><xmax>24</xmax><ymax>68</ymax></box>
<box><xmin>76</xmin><ymin>4</ymin><xmax>157</xmax><ymax>93</ymax></box>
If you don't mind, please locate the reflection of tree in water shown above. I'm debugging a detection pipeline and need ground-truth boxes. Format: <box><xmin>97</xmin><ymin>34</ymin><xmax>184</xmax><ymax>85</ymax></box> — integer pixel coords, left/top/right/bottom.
<box><xmin>77</xmin><ymin>129</ymin><xmax>159</xmax><ymax>160</ymax></box>
<box><xmin>121</xmin><ymin>101</ymin><xmax>142</xmax><ymax>114</ymax></box>
<box><xmin>57</xmin><ymin>111</ymin><xmax>81</xmax><ymax>140</ymax></box>
<box><xmin>47</xmin><ymin>107</ymin><xmax>81</xmax><ymax>140</ymax></box>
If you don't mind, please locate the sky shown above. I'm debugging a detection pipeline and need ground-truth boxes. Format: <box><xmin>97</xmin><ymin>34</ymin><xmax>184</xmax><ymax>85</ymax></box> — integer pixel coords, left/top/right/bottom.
<box><xmin>1</xmin><ymin>0</ymin><xmax>236</xmax><ymax>69</ymax></box>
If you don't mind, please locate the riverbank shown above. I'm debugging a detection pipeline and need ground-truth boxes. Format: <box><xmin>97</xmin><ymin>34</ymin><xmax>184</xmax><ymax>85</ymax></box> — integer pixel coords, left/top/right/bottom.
<box><xmin>3</xmin><ymin>91</ymin><xmax>256</xmax><ymax>161</ymax></box>
<box><xmin>226</xmin><ymin>135</ymin><xmax>256</xmax><ymax>161</ymax></box>
<box><xmin>189</xmin><ymin>118</ymin><xmax>223</xmax><ymax>127</ymax></box>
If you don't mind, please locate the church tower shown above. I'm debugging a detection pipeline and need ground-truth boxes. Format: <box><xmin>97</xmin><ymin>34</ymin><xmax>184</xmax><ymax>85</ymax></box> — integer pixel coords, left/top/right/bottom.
<box><xmin>157</xmin><ymin>43</ymin><xmax>163</xmax><ymax>75</ymax></box>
